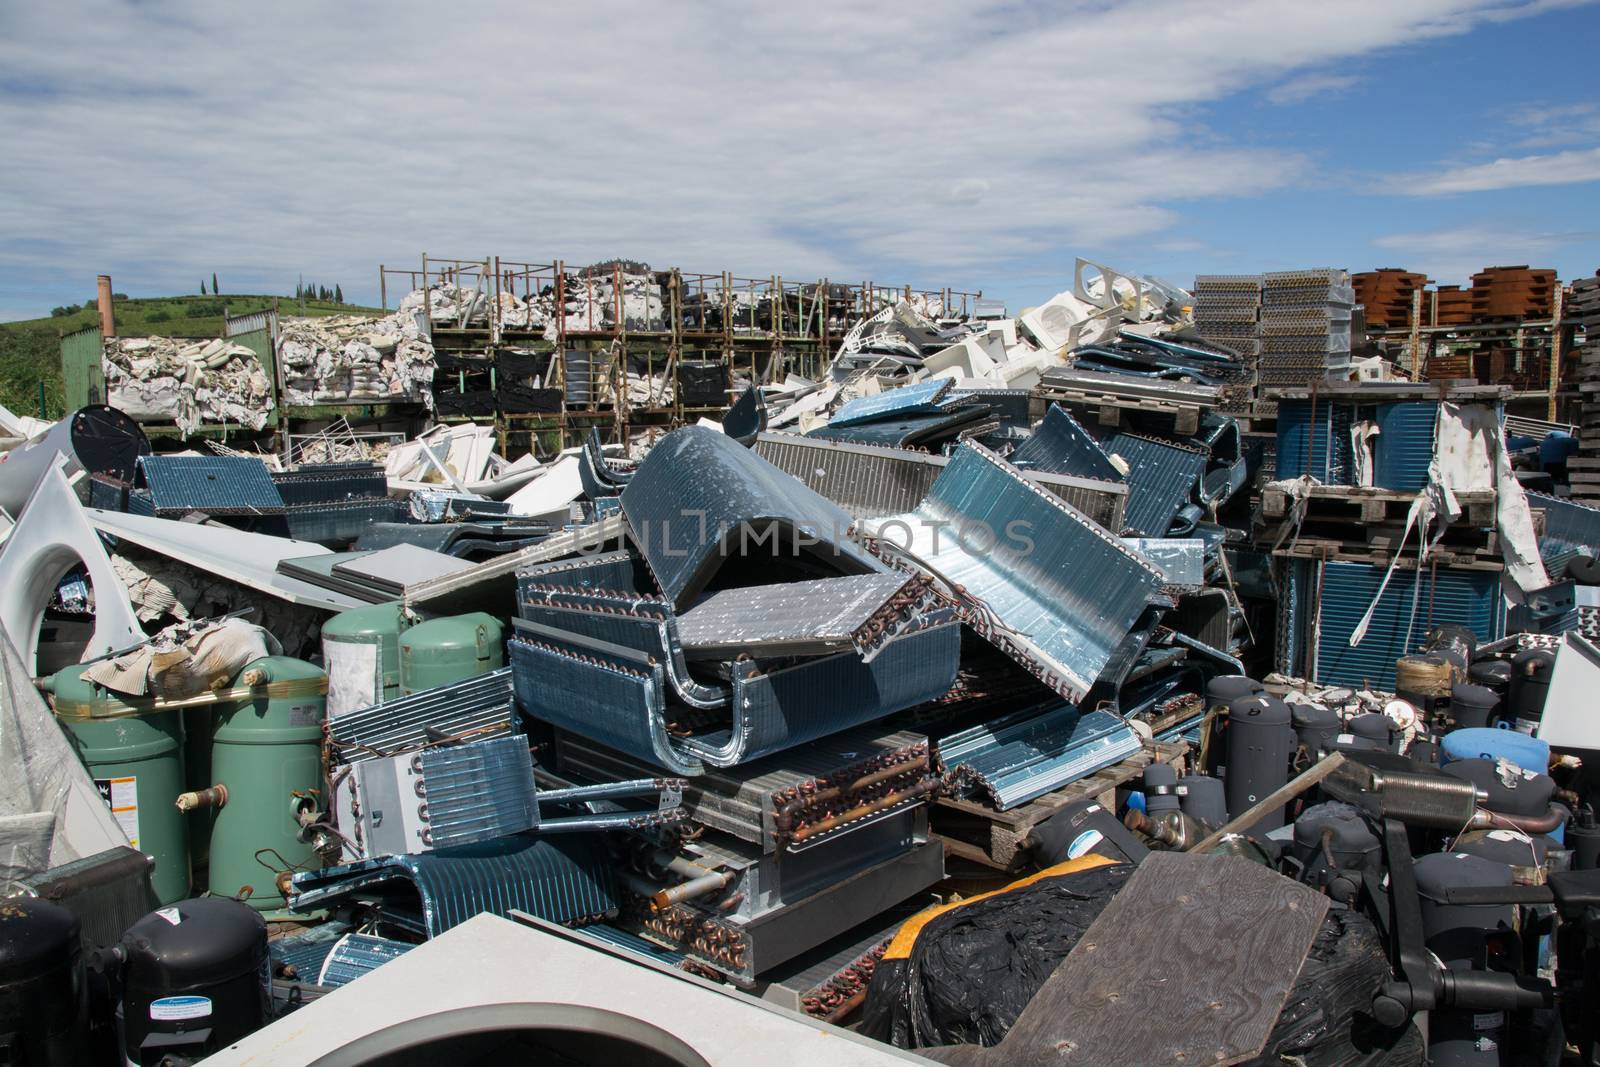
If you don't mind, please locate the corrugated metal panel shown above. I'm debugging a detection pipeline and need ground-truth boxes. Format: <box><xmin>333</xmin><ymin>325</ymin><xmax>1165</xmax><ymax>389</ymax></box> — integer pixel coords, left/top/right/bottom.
<box><xmin>829</xmin><ymin>379</ymin><xmax>953</xmax><ymax>426</ymax></box>
<box><xmin>61</xmin><ymin>326</ymin><xmax>105</xmax><ymax>409</ymax></box>
<box><xmin>871</xmin><ymin>442</ymin><xmax>1161</xmax><ymax>700</ymax></box>
<box><xmin>1313</xmin><ymin>559</ymin><xmax>1503</xmax><ymax>690</ymax></box>
<box><xmin>1530</xmin><ymin>492</ymin><xmax>1600</xmax><ymax>579</ymax></box>
<box><xmin>223</xmin><ymin>308</ymin><xmax>278</xmax><ymax>340</ymax></box>
<box><xmin>288</xmin><ymin>834</ymin><xmax>617</xmax><ymax>937</ymax></box>
<box><xmin>1372</xmin><ymin>402</ymin><xmax>1437</xmax><ymax>492</ymax></box>
<box><xmin>1100</xmin><ymin>432</ymin><xmax>1207</xmax><ymax>536</ymax></box>
<box><xmin>752</xmin><ymin>432</ymin><xmax>1127</xmax><ymax>533</ymax></box>
<box><xmin>620</xmin><ymin>426</ymin><xmax>880</xmax><ymax>610</ymax></box>
<box><xmin>135</xmin><ymin>455</ymin><xmax>286</xmax><ymax>515</ymax></box>
<box><xmin>1009</xmin><ymin>404</ymin><xmax>1124</xmax><ymax>483</ymax></box>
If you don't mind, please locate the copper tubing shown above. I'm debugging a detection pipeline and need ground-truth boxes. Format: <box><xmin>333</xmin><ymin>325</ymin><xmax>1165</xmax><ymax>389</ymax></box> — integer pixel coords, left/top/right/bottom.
<box><xmin>175</xmin><ymin>784</ymin><xmax>228</xmax><ymax>812</ymax></box>
<box><xmin>1471</xmin><ymin>805</ymin><xmax>1567</xmax><ymax>835</ymax></box>
<box><xmin>652</xmin><ymin>869</ymin><xmax>735</xmax><ymax>910</ymax></box>
<box><xmin>789</xmin><ymin>779</ymin><xmax>942</xmax><ymax>843</ymax></box>
<box><xmin>824</xmin><ymin>987</ymin><xmax>869</xmax><ymax>1024</ymax></box>
<box><xmin>774</xmin><ymin>757</ymin><xmax>925</xmax><ymax>827</ymax></box>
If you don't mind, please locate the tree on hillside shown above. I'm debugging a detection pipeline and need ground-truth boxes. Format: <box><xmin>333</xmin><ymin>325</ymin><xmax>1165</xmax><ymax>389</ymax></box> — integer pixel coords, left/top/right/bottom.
<box><xmin>335</xmin><ymin>284</ymin><xmax>343</xmax><ymax>304</ymax></box>
<box><xmin>212</xmin><ymin>272</ymin><xmax>219</xmax><ymax>295</ymax></box>
<box><xmin>200</xmin><ymin>280</ymin><xmax>207</xmax><ymax>295</ymax></box>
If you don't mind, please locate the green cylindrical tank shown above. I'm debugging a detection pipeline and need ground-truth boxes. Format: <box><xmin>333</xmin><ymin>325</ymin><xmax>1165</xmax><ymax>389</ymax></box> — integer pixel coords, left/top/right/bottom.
<box><xmin>321</xmin><ymin>601</ymin><xmax>411</xmax><ymax>717</ymax></box>
<box><xmin>398</xmin><ymin>613</ymin><xmax>505</xmax><ymax>694</ymax></box>
<box><xmin>183</xmin><ymin>705</ymin><xmax>219</xmax><ymax>873</ymax></box>
<box><xmin>45</xmin><ymin>665</ymin><xmax>191</xmax><ymax>905</ymax></box>
<box><xmin>207</xmin><ymin>657</ymin><xmax>327</xmax><ymax>912</ymax></box>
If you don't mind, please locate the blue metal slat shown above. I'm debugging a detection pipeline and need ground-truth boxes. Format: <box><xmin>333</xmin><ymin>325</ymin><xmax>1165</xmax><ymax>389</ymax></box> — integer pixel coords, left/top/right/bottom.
<box><xmin>1372</xmin><ymin>402</ymin><xmax>1437</xmax><ymax>492</ymax></box>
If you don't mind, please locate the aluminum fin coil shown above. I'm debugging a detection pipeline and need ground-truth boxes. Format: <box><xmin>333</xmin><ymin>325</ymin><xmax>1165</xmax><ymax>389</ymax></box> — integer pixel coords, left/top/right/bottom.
<box><xmin>510</xmin><ymin>618</ymin><xmax>959</xmax><ymax>775</ymax></box>
<box><xmin>415</xmin><ymin>735</ymin><xmax>540</xmax><ymax>847</ymax></box>
<box><xmin>751</xmin><ymin>432</ymin><xmax>1126</xmax><ymax>532</ymax></box>
<box><xmin>869</xmin><ymin>442</ymin><xmax>1161</xmax><ymax>701</ymax></box>
<box><xmin>1101</xmin><ymin>432</ymin><xmax>1208</xmax><ymax>536</ymax></box>
<box><xmin>620</xmin><ymin>426</ymin><xmax>880</xmax><ymax>610</ymax></box>
<box><xmin>329</xmin><ymin>669</ymin><xmax>517</xmax><ymax>765</ymax></box>
<box><xmin>675</xmin><ymin>571</ymin><xmax>944</xmax><ymax>662</ymax></box>
<box><xmin>939</xmin><ymin>705</ymin><xmax>1141</xmax><ymax>810</ymax></box>
<box><xmin>828</xmin><ymin>379</ymin><xmax>953</xmax><ymax>426</ymax></box>
<box><xmin>316</xmin><ymin>933</ymin><xmax>415</xmax><ymax>988</ymax></box>
<box><xmin>1009</xmin><ymin>404</ymin><xmax>1124</xmax><ymax>484</ymax></box>
<box><xmin>288</xmin><ymin>834</ymin><xmax>616</xmax><ymax>937</ymax></box>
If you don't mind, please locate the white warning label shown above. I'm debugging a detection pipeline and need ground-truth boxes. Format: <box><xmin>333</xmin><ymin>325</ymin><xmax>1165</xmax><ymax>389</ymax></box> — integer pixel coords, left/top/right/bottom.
<box><xmin>94</xmin><ymin>775</ymin><xmax>140</xmax><ymax>849</ymax></box>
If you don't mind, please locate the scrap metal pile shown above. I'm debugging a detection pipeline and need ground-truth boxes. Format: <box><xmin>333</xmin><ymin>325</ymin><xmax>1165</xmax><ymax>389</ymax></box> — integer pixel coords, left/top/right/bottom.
<box><xmin>103</xmin><ymin>335</ymin><xmax>274</xmax><ymax>434</ymax></box>
<box><xmin>4</xmin><ymin>257</ymin><xmax>1600</xmax><ymax>1067</ymax></box>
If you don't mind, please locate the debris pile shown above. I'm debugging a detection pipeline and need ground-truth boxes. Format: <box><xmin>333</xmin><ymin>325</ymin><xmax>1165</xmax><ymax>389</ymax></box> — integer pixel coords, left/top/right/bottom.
<box><xmin>103</xmin><ymin>335</ymin><xmax>274</xmax><ymax>434</ymax></box>
<box><xmin>6</xmin><ymin>255</ymin><xmax>1600</xmax><ymax>1067</ymax></box>
<box><xmin>277</xmin><ymin>311</ymin><xmax>437</xmax><ymax>408</ymax></box>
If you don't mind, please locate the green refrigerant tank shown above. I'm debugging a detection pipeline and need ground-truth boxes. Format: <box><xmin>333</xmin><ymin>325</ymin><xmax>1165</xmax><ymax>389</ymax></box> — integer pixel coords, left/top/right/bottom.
<box><xmin>44</xmin><ymin>664</ymin><xmax>191</xmax><ymax>905</ymax></box>
<box><xmin>205</xmin><ymin>656</ymin><xmax>327</xmax><ymax>912</ymax></box>
<box><xmin>321</xmin><ymin>601</ymin><xmax>411</xmax><ymax>717</ymax></box>
<box><xmin>398</xmin><ymin>613</ymin><xmax>505</xmax><ymax>694</ymax></box>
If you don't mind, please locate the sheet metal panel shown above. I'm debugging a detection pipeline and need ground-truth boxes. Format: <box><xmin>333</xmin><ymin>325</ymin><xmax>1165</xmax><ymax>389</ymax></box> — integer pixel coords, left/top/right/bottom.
<box><xmin>870</xmin><ymin>442</ymin><xmax>1161</xmax><ymax>701</ymax></box>
<box><xmin>1313</xmin><ymin>559</ymin><xmax>1504</xmax><ymax>690</ymax></box>
<box><xmin>1100</xmin><ymin>432</ymin><xmax>1207</xmax><ymax>536</ymax></box>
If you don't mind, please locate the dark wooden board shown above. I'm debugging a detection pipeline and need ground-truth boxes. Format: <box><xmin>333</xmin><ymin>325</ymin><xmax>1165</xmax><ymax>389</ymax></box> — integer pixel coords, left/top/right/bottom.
<box><xmin>921</xmin><ymin>851</ymin><xmax>1328</xmax><ymax>1067</ymax></box>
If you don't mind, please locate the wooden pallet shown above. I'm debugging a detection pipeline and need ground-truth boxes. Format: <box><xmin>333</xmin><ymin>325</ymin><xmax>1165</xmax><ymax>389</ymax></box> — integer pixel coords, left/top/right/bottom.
<box><xmin>930</xmin><ymin>741</ymin><xmax>1188</xmax><ymax>872</ymax></box>
<box><xmin>1272</xmin><ymin>539</ymin><xmax>1505</xmax><ymax>571</ymax></box>
<box><xmin>1261</xmin><ymin>484</ymin><xmax>1496</xmax><ymax>527</ymax></box>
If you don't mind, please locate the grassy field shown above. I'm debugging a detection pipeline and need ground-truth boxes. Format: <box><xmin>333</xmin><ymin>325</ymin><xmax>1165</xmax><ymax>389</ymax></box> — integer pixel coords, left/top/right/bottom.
<box><xmin>0</xmin><ymin>294</ymin><xmax>384</xmax><ymax>419</ymax></box>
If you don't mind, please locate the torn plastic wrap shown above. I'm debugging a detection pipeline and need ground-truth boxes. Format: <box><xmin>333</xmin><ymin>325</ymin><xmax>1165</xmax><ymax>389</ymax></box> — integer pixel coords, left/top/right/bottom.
<box><xmin>278</xmin><ymin>310</ymin><xmax>436</xmax><ymax>409</ymax></box>
<box><xmin>103</xmin><ymin>335</ymin><xmax>274</xmax><ymax>434</ymax></box>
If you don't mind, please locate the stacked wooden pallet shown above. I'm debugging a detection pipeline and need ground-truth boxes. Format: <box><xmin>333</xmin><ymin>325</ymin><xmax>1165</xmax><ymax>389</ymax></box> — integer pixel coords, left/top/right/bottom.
<box><xmin>1433</xmin><ymin>285</ymin><xmax>1474</xmax><ymax>325</ymax></box>
<box><xmin>1470</xmin><ymin>265</ymin><xmax>1557</xmax><ymax>321</ymax></box>
<box><xmin>1353</xmin><ymin>269</ymin><xmax>1427</xmax><ymax>328</ymax></box>
<box><xmin>1568</xmin><ymin>273</ymin><xmax>1600</xmax><ymax>503</ymax></box>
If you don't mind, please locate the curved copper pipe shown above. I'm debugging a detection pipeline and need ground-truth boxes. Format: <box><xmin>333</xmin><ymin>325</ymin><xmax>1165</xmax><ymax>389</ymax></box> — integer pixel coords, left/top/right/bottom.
<box><xmin>1472</xmin><ymin>805</ymin><xmax>1566</xmax><ymax>834</ymax></box>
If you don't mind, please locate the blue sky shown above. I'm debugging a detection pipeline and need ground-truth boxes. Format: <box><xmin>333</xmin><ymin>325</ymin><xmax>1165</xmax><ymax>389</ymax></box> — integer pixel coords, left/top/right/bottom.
<box><xmin>2</xmin><ymin>0</ymin><xmax>1598</xmax><ymax>321</ymax></box>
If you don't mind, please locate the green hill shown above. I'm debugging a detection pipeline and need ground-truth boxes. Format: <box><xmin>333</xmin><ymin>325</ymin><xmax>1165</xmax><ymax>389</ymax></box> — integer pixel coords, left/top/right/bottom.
<box><xmin>0</xmin><ymin>294</ymin><xmax>385</xmax><ymax>420</ymax></box>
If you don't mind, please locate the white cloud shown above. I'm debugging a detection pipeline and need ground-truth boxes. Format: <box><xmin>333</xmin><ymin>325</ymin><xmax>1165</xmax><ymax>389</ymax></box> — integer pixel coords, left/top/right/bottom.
<box><xmin>1401</xmin><ymin>146</ymin><xmax>1600</xmax><ymax>194</ymax></box>
<box><xmin>0</xmin><ymin>0</ymin><xmax>1588</xmax><ymax>315</ymax></box>
<box><xmin>1371</xmin><ymin>224</ymin><xmax>1596</xmax><ymax>282</ymax></box>
<box><xmin>1265</xmin><ymin>72</ymin><xmax>1362</xmax><ymax>105</ymax></box>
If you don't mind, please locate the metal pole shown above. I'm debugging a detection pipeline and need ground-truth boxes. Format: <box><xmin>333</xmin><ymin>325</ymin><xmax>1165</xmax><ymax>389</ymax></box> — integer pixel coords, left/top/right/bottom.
<box><xmin>1548</xmin><ymin>284</ymin><xmax>1565</xmax><ymax>422</ymax></box>
<box><xmin>380</xmin><ymin>265</ymin><xmax>387</xmax><ymax>311</ymax></box>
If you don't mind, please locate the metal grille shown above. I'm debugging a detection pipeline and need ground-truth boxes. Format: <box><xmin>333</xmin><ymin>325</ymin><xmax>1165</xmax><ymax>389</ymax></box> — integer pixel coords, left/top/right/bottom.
<box><xmin>752</xmin><ymin>432</ymin><xmax>1126</xmax><ymax>532</ymax></box>
<box><xmin>135</xmin><ymin>454</ymin><xmax>286</xmax><ymax>515</ymax></box>
<box><xmin>330</xmin><ymin>669</ymin><xmax>517</xmax><ymax>764</ymax></box>
<box><xmin>1100</xmin><ymin>432</ymin><xmax>1208</xmax><ymax>536</ymax></box>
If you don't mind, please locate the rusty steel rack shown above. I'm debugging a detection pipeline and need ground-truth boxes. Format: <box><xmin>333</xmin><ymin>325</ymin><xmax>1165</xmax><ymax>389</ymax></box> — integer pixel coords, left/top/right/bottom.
<box><xmin>378</xmin><ymin>253</ymin><xmax>981</xmax><ymax>458</ymax></box>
